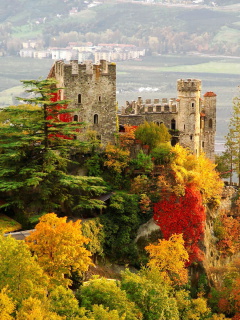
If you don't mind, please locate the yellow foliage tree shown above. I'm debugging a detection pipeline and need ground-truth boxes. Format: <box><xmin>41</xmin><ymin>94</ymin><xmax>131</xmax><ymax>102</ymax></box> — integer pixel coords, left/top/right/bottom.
<box><xmin>16</xmin><ymin>297</ymin><xmax>64</xmax><ymax>320</ymax></box>
<box><xmin>175</xmin><ymin>290</ymin><xmax>212</xmax><ymax>320</ymax></box>
<box><xmin>26</xmin><ymin>213</ymin><xmax>92</xmax><ymax>287</ymax></box>
<box><xmin>104</xmin><ymin>144</ymin><xmax>130</xmax><ymax>174</ymax></box>
<box><xmin>145</xmin><ymin>233</ymin><xmax>189</xmax><ymax>286</ymax></box>
<box><xmin>171</xmin><ymin>144</ymin><xmax>223</xmax><ymax>204</ymax></box>
<box><xmin>0</xmin><ymin>288</ymin><xmax>15</xmax><ymax>320</ymax></box>
<box><xmin>194</xmin><ymin>153</ymin><xmax>224</xmax><ymax>205</ymax></box>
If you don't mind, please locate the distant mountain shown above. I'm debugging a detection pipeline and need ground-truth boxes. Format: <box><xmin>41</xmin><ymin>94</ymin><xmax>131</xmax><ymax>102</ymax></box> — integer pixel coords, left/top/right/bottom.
<box><xmin>0</xmin><ymin>0</ymin><xmax>239</xmax><ymax>56</ymax></box>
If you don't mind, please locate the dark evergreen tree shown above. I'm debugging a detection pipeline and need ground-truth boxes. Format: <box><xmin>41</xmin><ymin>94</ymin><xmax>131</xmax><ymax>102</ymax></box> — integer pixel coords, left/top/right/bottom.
<box><xmin>0</xmin><ymin>79</ymin><xmax>106</xmax><ymax>219</ymax></box>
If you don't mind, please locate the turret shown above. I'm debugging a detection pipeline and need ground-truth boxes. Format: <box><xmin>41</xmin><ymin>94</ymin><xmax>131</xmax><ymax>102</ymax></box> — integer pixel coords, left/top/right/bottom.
<box><xmin>177</xmin><ymin>79</ymin><xmax>202</xmax><ymax>156</ymax></box>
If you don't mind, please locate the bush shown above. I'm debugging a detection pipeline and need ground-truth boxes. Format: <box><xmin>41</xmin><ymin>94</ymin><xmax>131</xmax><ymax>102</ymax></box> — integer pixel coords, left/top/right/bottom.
<box><xmin>151</xmin><ymin>144</ymin><xmax>173</xmax><ymax>165</ymax></box>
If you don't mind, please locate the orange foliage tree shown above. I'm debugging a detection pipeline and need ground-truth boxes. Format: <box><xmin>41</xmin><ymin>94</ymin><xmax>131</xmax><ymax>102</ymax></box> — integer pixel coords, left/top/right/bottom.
<box><xmin>104</xmin><ymin>143</ymin><xmax>130</xmax><ymax>174</ymax></box>
<box><xmin>26</xmin><ymin>213</ymin><xmax>92</xmax><ymax>287</ymax></box>
<box><xmin>119</xmin><ymin>125</ymin><xmax>136</xmax><ymax>149</ymax></box>
<box><xmin>214</xmin><ymin>213</ymin><xmax>240</xmax><ymax>257</ymax></box>
<box><xmin>145</xmin><ymin>233</ymin><xmax>189</xmax><ymax>286</ymax></box>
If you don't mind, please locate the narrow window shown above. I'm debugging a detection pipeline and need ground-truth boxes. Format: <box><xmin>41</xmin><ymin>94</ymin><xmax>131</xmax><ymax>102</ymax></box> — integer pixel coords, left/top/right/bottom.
<box><xmin>171</xmin><ymin>119</ymin><xmax>176</xmax><ymax>130</ymax></box>
<box><xmin>148</xmin><ymin>106</ymin><xmax>153</xmax><ymax>112</ymax></box>
<box><xmin>98</xmin><ymin>95</ymin><xmax>101</xmax><ymax>102</ymax></box>
<box><xmin>78</xmin><ymin>94</ymin><xmax>82</xmax><ymax>104</ymax></box>
<box><xmin>73</xmin><ymin>115</ymin><xmax>78</xmax><ymax>122</ymax></box>
<box><xmin>94</xmin><ymin>114</ymin><xmax>98</xmax><ymax>124</ymax></box>
<box><xmin>202</xmin><ymin>141</ymin><xmax>205</xmax><ymax>148</ymax></box>
<box><xmin>184</xmin><ymin>124</ymin><xmax>185</xmax><ymax>130</ymax></box>
<box><xmin>192</xmin><ymin>102</ymin><xmax>194</xmax><ymax>108</ymax></box>
<box><xmin>209</xmin><ymin>119</ymin><xmax>213</xmax><ymax>128</ymax></box>
<box><xmin>164</xmin><ymin>105</ymin><xmax>169</xmax><ymax>112</ymax></box>
<box><xmin>190</xmin><ymin>135</ymin><xmax>193</xmax><ymax>140</ymax></box>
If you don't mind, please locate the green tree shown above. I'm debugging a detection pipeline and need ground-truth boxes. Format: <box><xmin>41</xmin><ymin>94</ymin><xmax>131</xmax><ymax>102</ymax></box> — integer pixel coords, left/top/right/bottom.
<box><xmin>121</xmin><ymin>268</ymin><xmax>179</xmax><ymax>320</ymax></box>
<box><xmin>225</xmin><ymin>95</ymin><xmax>240</xmax><ymax>185</ymax></box>
<box><xmin>77</xmin><ymin>277</ymin><xmax>141</xmax><ymax>320</ymax></box>
<box><xmin>0</xmin><ymin>235</ymin><xmax>48</xmax><ymax>306</ymax></box>
<box><xmin>135</xmin><ymin>122</ymin><xmax>171</xmax><ymax>151</ymax></box>
<box><xmin>0</xmin><ymin>79</ymin><xmax>106</xmax><ymax>218</ymax></box>
<box><xmin>99</xmin><ymin>193</ymin><xmax>146</xmax><ymax>264</ymax></box>
<box><xmin>48</xmin><ymin>285</ymin><xmax>80</xmax><ymax>319</ymax></box>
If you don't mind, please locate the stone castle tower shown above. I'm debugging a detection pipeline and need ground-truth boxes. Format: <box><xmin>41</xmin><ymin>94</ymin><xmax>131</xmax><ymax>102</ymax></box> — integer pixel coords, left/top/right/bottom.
<box><xmin>48</xmin><ymin>60</ymin><xmax>216</xmax><ymax>160</ymax></box>
<box><xmin>119</xmin><ymin>78</ymin><xmax>216</xmax><ymax>161</ymax></box>
<box><xmin>48</xmin><ymin>59</ymin><xmax>117</xmax><ymax>146</ymax></box>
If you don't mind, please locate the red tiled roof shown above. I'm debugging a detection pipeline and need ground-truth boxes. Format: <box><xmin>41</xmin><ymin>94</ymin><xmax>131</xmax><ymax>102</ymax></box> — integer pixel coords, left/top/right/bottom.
<box><xmin>204</xmin><ymin>92</ymin><xmax>217</xmax><ymax>97</ymax></box>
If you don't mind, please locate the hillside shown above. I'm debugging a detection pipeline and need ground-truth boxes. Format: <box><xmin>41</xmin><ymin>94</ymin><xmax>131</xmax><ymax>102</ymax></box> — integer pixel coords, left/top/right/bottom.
<box><xmin>0</xmin><ymin>0</ymin><xmax>239</xmax><ymax>56</ymax></box>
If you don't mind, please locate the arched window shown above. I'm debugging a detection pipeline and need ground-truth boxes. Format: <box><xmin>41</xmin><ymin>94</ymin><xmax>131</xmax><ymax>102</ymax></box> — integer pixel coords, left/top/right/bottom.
<box><xmin>190</xmin><ymin>135</ymin><xmax>193</xmax><ymax>140</ymax></box>
<box><xmin>73</xmin><ymin>115</ymin><xmax>78</xmax><ymax>122</ymax></box>
<box><xmin>209</xmin><ymin>118</ymin><xmax>213</xmax><ymax>128</ymax></box>
<box><xmin>78</xmin><ymin>94</ymin><xmax>82</xmax><ymax>104</ymax></box>
<box><xmin>191</xmin><ymin>102</ymin><xmax>195</xmax><ymax>108</ymax></box>
<box><xmin>171</xmin><ymin>119</ymin><xmax>176</xmax><ymax>130</ymax></box>
<box><xmin>94</xmin><ymin>114</ymin><xmax>98</xmax><ymax>124</ymax></box>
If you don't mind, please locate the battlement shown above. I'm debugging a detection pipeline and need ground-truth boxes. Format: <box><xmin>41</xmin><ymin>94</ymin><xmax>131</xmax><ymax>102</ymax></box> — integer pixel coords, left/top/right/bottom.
<box><xmin>177</xmin><ymin>79</ymin><xmax>201</xmax><ymax>92</ymax></box>
<box><xmin>54</xmin><ymin>59</ymin><xmax>116</xmax><ymax>78</ymax></box>
<box><xmin>123</xmin><ymin>96</ymin><xmax>178</xmax><ymax>115</ymax></box>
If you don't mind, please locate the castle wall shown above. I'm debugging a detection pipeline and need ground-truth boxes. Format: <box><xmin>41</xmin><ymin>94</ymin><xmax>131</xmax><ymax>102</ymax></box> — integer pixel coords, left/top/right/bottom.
<box><xmin>53</xmin><ymin>60</ymin><xmax>117</xmax><ymax>146</ymax></box>
<box><xmin>119</xmin><ymin>79</ymin><xmax>216</xmax><ymax>161</ymax></box>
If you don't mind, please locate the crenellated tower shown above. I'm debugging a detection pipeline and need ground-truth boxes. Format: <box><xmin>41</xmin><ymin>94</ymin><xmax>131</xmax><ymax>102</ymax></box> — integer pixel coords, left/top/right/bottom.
<box><xmin>49</xmin><ymin>59</ymin><xmax>117</xmax><ymax>146</ymax></box>
<box><xmin>177</xmin><ymin>79</ymin><xmax>202</xmax><ymax>157</ymax></box>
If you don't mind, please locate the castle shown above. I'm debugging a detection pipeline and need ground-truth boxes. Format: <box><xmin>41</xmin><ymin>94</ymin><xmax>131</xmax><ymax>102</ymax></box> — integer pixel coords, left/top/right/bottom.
<box><xmin>48</xmin><ymin>60</ymin><xmax>216</xmax><ymax>161</ymax></box>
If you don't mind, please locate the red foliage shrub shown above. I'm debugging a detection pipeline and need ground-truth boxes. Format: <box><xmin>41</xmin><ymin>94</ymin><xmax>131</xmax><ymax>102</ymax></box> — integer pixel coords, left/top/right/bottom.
<box><xmin>153</xmin><ymin>184</ymin><xmax>206</xmax><ymax>264</ymax></box>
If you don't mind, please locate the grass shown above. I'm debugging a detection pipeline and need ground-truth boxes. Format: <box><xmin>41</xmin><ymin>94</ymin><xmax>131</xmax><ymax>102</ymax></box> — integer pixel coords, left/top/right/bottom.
<box><xmin>0</xmin><ymin>214</ymin><xmax>22</xmax><ymax>234</ymax></box>
<box><xmin>214</xmin><ymin>26</ymin><xmax>240</xmax><ymax>44</ymax></box>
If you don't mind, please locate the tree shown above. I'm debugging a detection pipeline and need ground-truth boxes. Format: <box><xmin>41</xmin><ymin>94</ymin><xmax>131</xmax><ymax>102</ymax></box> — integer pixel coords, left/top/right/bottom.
<box><xmin>171</xmin><ymin>144</ymin><xmax>223</xmax><ymax>205</ymax></box>
<box><xmin>0</xmin><ymin>79</ymin><xmax>106</xmax><ymax>217</ymax></box>
<box><xmin>0</xmin><ymin>288</ymin><xmax>15</xmax><ymax>320</ymax></box>
<box><xmin>99</xmin><ymin>193</ymin><xmax>146</xmax><ymax>264</ymax></box>
<box><xmin>77</xmin><ymin>276</ymin><xmax>141</xmax><ymax>320</ymax></box>
<box><xmin>48</xmin><ymin>285</ymin><xmax>80</xmax><ymax>319</ymax></box>
<box><xmin>225</xmin><ymin>95</ymin><xmax>240</xmax><ymax>185</ymax></box>
<box><xmin>15</xmin><ymin>297</ymin><xmax>64</xmax><ymax>320</ymax></box>
<box><xmin>135</xmin><ymin>122</ymin><xmax>171</xmax><ymax>151</ymax></box>
<box><xmin>0</xmin><ymin>235</ymin><xmax>48</xmax><ymax>306</ymax></box>
<box><xmin>153</xmin><ymin>185</ymin><xmax>206</xmax><ymax>264</ymax></box>
<box><xmin>145</xmin><ymin>234</ymin><xmax>189</xmax><ymax>286</ymax></box>
<box><xmin>104</xmin><ymin>144</ymin><xmax>130</xmax><ymax>174</ymax></box>
<box><xmin>175</xmin><ymin>290</ymin><xmax>212</xmax><ymax>320</ymax></box>
<box><xmin>25</xmin><ymin>213</ymin><xmax>92</xmax><ymax>287</ymax></box>
<box><xmin>121</xmin><ymin>268</ymin><xmax>179</xmax><ymax>320</ymax></box>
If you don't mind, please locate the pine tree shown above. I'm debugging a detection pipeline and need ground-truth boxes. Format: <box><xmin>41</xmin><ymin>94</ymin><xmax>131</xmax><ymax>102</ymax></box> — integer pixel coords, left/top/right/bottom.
<box><xmin>0</xmin><ymin>78</ymin><xmax>106</xmax><ymax>218</ymax></box>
